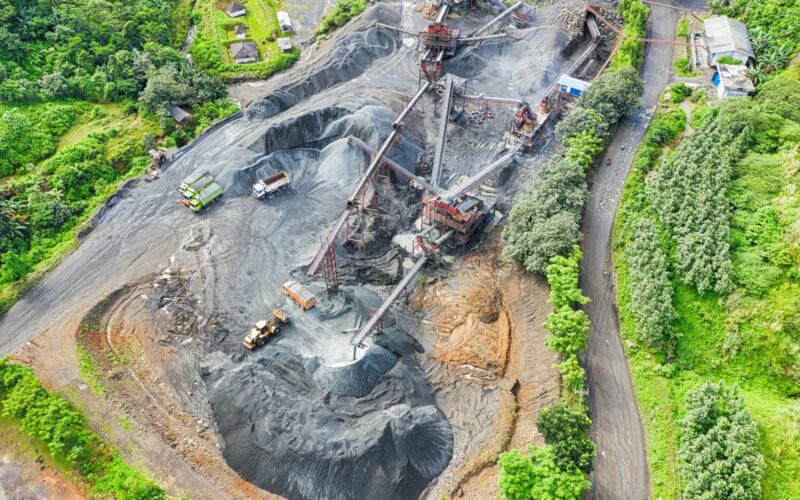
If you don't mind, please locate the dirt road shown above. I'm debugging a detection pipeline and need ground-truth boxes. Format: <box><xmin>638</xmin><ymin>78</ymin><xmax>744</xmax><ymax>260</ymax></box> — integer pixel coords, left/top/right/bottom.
<box><xmin>580</xmin><ymin>1</ymin><xmax>687</xmax><ymax>498</ymax></box>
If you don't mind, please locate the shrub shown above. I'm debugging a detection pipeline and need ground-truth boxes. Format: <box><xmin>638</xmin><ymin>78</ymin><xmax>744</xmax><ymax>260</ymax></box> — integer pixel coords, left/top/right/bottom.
<box><xmin>669</xmin><ymin>82</ymin><xmax>691</xmax><ymax>103</ymax></box>
<box><xmin>316</xmin><ymin>0</ymin><xmax>367</xmax><ymax>36</ymax></box>
<box><xmin>498</xmin><ymin>445</ymin><xmax>590</xmax><ymax>499</ymax></box>
<box><xmin>674</xmin><ymin>56</ymin><xmax>693</xmax><ymax>76</ymax></box>
<box><xmin>537</xmin><ymin>403</ymin><xmax>597</xmax><ymax>474</ymax></box>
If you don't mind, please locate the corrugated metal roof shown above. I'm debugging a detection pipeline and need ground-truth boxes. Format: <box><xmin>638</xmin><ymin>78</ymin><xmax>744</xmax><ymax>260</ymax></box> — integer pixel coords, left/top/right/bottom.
<box><xmin>703</xmin><ymin>16</ymin><xmax>754</xmax><ymax>60</ymax></box>
<box><xmin>717</xmin><ymin>63</ymin><xmax>755</xmax><ymax>92</ymax></box>
<box><xmin>557</xmin><ymin>74</ymin><xmax>591</xmax><ymax>91</ymax></box>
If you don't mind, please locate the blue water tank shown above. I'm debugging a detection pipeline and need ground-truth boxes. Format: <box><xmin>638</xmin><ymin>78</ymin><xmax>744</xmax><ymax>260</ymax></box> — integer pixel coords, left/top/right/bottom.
<box><xmin>711</xmin><ymin>72</ymin><xmax>721</xmax><ymax>87</ymax></box>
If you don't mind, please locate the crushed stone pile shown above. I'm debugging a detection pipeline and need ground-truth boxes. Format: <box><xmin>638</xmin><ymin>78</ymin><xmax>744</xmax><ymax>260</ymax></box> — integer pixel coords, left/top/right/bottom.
<box><xmin>204</xmin><ymin>330</ymin><xmax>452</xmax><ymax>500</ymax></box>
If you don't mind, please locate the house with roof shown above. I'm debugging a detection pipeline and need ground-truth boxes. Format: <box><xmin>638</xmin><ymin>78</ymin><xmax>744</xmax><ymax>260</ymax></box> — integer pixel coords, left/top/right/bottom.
<box><xmin>234</xmin><ymin>25</ymin><xmax>247</xmax><ymax>39</ymax></box>
<box><xmin>703</xmin><ymin>16</ymin><xmax>755</xmax><ymax>66</ymax></box>
<box><xmin>277</xmin><ymin>37</ymin><xmax>293</xmax><ymax>53</ymax></box>
<box><xmin>226</xmin><ymin>2</ymin><xmax>246</xmax><ymax>18</ymax></box>
<box><xmin>714</xmin><ymin>63</ymin><xmax>755</xmax><ymax>99</ymax></box>
<box><xmin>169</xmin><ymin>105</ymin><xmax>192</xmax><ymax>125</ymax></box>
<box><xmin>277</xmin><ymin>11</ymin><xmax>293</xmax><ymax>32</ymax></box>
<box><xmin>230</xmin><ymin>41</ymin><xmax>259</xmax><ymax>64</ymax></box>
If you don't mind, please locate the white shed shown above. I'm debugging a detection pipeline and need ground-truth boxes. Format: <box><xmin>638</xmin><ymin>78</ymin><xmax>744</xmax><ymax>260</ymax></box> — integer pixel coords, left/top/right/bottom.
<box><xmin>277</xmin><ymin>11</ymin><xmax>293</xmax><ymax>32</ymax></box>
<box><xmin>715</xmin><ymin>63</ymin><xmax>755</xmax><ymax>99</ymax></box>
<box><xmin>558</xmin><ymin>74</ymin><xmax>591</xmax><ymax>97</ymax></box>
<box><xmin>703</xmin><ymin>16</ymin><xmax>755</xmax><ymax>65</ymax></box>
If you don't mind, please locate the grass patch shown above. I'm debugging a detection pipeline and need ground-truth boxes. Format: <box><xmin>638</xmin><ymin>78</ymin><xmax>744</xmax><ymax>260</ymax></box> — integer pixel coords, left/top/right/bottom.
<box><xmin>0</xmin><ymin>358</ymin><xmax>164</xmax><ymax>497</ymax></box>
<box><xmin>77</xmin><ymin>346</ymin><xmax>104</xmax><ymax>395</ymax></box>
<box><xmin>190</xmin><ymin>0</ymin><xmax>299</xmax><ymax>81</ymax></box>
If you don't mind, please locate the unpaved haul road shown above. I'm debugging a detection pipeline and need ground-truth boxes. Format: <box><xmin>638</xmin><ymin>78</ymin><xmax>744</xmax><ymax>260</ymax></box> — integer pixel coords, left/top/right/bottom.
<box><xmin>580</xmin><ymin>1</ymin><xmax>700</xmax><ymax>498</ymax></box>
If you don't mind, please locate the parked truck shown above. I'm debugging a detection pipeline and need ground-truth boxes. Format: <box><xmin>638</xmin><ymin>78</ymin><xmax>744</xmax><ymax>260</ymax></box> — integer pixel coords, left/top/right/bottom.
<box><xmin>253</xmin><ymin>171</ymin><xmax>291</xmax><ymax>199</ymax></box>
<box><xmin>282</xmin><ymin>280</ymin><xmax>317</xmax><ymax>310</ymax></box>
<box><xmin>180</xmin><ymin>170</ymin><xmax>212</xmax><ymax>199</ymax></box>
<box><xmin>243</xmin><ymin>308</ymin><xmax>290</xmax><ymax>349</ymax></box>
<box><xmin>186</xmin><ymin>182</ymin><xmax>223</xmax><ymax>212</ymax></box>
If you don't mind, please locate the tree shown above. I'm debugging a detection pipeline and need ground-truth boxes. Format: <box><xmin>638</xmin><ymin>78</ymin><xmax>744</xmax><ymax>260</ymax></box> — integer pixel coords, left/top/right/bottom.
<box><xmin>39</xmin><ymin>72</ymin><xmax>70</xmax><ymax>99</ymax></box>
<box><xmin>537</xmin><ymin>403</ymin><xmax>597</xmax><ymax>474</ymax></box>
<box><xmin>137</xmin><ymin>63</ymin><xmax>191</xmax><ymax>115</ymax></box>
<box><xmin>498</xmin><ymin>445</ymin><xmax>590</xmax><ymax>500</ymax></box>
<box><xmin>678</xmin><ymin>382</ymin><xmax>764</xmax><ymax>500</ymax></box>
<box><xmin>625</xmin><ymin>217</ymin><xmax>676</xmax><ymax>348</ymax></box>
<box><xmin>503</xmin><ymin>159</ymin><xmax>587</xmax><ymax>274</ymax></box>
<box><xmin>579</xmin><ymin>66</ymin><xmax>644</xmax><ymax>124</ymax></box>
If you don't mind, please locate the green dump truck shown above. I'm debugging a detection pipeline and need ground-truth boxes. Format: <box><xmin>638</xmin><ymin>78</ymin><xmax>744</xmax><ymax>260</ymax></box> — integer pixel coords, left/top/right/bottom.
<box><xmin>187</xmin><ymin>182</ymin><xmax>223</xmax><ymax>212</ymax></box>
<box><xmin>180</xmin><ymin>170</ymin><xmax>214</xmax><ymax>200</ymax></box>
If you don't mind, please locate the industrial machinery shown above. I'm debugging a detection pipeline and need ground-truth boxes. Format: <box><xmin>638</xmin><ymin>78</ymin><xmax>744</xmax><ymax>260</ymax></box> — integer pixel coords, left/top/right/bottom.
<box><xmin>243</xmin><ymin>308</ymin><xmax>290</xmax><ymax>349</ymax></box>
<box><xmin>377</xmin><ymin>2</ymin><xmax>523</xmax><ymax>83</ymax></box>
<box><xmin>504</xmin><ymin>101</ymin><xmax>541</xmax><ymax>150</ymax></box>
<box><xmin>253</xmin><ymin>171</ymin><xmax>291</xmax><ymax>199</ymax></box>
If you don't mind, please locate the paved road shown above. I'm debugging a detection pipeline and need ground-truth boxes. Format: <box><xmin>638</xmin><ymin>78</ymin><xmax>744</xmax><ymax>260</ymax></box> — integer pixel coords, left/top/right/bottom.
<box><xmin>581</xmin><ymin>2</ymin><xmax>687</xmax><ymax>498</ymax></box>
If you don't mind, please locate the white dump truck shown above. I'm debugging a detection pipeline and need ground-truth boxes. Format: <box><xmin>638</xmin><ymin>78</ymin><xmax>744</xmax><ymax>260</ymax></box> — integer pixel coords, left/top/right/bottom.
<box><xmin>252</xmin><ymin>171</ymin><xmax>290</xmax><ymax>199</ymax></box>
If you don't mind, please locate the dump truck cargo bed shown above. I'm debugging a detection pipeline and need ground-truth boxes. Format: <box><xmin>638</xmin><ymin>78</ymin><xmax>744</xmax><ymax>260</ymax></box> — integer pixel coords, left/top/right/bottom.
<box><xmin>282</xmin><ymin>281</ymin><xmax>316</xmax><ymax>310</ymax></box>
<box><xmin>253</xmin><ymin>171</ymin><xmax>290</xmax><ymax>198</ymax></box>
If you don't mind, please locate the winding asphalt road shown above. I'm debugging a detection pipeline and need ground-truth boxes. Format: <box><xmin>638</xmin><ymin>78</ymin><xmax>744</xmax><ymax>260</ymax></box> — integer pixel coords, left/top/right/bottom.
<box><xmin>579</xmin><ymin>1</ymin><xmax>703</xmax><ymax>498</ymax></box>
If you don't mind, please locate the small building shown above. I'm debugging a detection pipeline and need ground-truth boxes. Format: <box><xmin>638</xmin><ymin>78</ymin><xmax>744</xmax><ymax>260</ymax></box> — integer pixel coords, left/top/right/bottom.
<box><xmin>169</xmin><ymin>105</ymin><xmax>192</xmax><ymax>124</ymax></box>
<box><xmin>226</xmin><ymin>2</ymin><xmax>246</xmax><ymax>18</ymax></box>
<box><xmin>558</xmin><ymin>74</ymin><xmax>591</xmax><ymax>97</ymax></box>
<box><xmin>277</xmin><ymin>11</ymin><xmax>293</xmax><ymax>32</ymax></box>
<box><xmin>234</xmin><ymin>25</ymin><xmax>247</xmax><ymax>39</ymax></box>
<box><xmin>703</xmin><ymin>16</ymin><xmax>754</xmax><ymax>66</ymax></box>
<box><xmin>230</xmin><ymin>41</ymin><xmax>259</xmax><ymax>64</ymax></box>
<box><xmin>714</xmin><ymin>63</ymin><xmax>755</xmax><ymax>99</ymax></box>
<box><xmin>276</xmin><ymin>37</ymin><xmax>292</xmax><ymax>53</ymax></box>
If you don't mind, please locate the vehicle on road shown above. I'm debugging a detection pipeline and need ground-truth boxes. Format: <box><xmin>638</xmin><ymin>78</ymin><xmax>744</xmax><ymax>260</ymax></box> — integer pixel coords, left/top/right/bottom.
<box><xmin>187</xmin><ymin>182</ymin><xmax>223</xmax><ymax>212</ymax></box>
<box><xmin>253</xmin><ymin>171</ymin><xmax>291</xmax><ymax>199</ymax></box>
<box><xmin>243</xmin><ymin>308</ymin><xmax>290</xmax><ymax>349</ymax></box>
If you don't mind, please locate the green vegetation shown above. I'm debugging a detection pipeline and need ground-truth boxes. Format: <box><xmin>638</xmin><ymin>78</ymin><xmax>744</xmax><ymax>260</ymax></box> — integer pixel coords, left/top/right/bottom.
<box><xmin>678</xmin><ymin>381</ymin><xmax>763</xmax><ymax>499</ymax></box>
<box><xmin>503</xmin><ymin>67</ymin><xmax>643</xmax><ymax>272</ymax></box>
<box><xmin>673</xmin><ymin>56</ymin><xmax>695</xmax><ymax>77</ymax></box>
<box><xmin>316</xmin><ymin>0</ymin><xmax>367</xmax><ymax>36</ymax></box>
<box><xmin>713</xmin><ymin>0</ymin><xmax>800</xmax><ymax>84</ymax></box>
<box><xmin>613</xmin><ymin>67</ymin><xmax>800</xmax><ymax>497</ymax></box>
<box><xmin>716</xmin><ymin>55</ymin><xmax>743</xmax><ymax>65</ymax></box>
<box><xmin>190</xmin><ymin>0</ymin><xmax>300</xmax><ymax>81</ymax></box>
<box><xmin>0</xmin><ymin>0</ymin><xmax>224</xmax><ymax>110</ymax></box>
<box><xmin>609</xmin><ymin>0</ymin><xmax>649</xmax><ymax>71</ymax></box>
<box><xmin>0</xmin><ymin>358</ymin><xmax>164</xmax><ymax>497</ymax></box>
<box><xmin>676</xmin><ymin>18</ymin><xmax>689</xmax><ymax>40</ymax></box>
<box><xmin>498</xmin><ymin>248</ymin><xmax>596</xmax><ymax>499</ymax></box>
<box><xmin>77</xmin><ymin>345</ymin><xmax>103</xmax><ymax>395</ymax></box>
<box><xmin>544</xmin><ymin>248</ymin><xmax>590</xmax><ymax>400</ymax></box>
<box><xmin>498</xmin><ymin>445</ymin><xmax>590</xmax><ymax>500</ymax></box>
<box><xmin>0</xmin><ymin>0</ymin><xmax>241</xmax><ymax>315</ymax></box>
